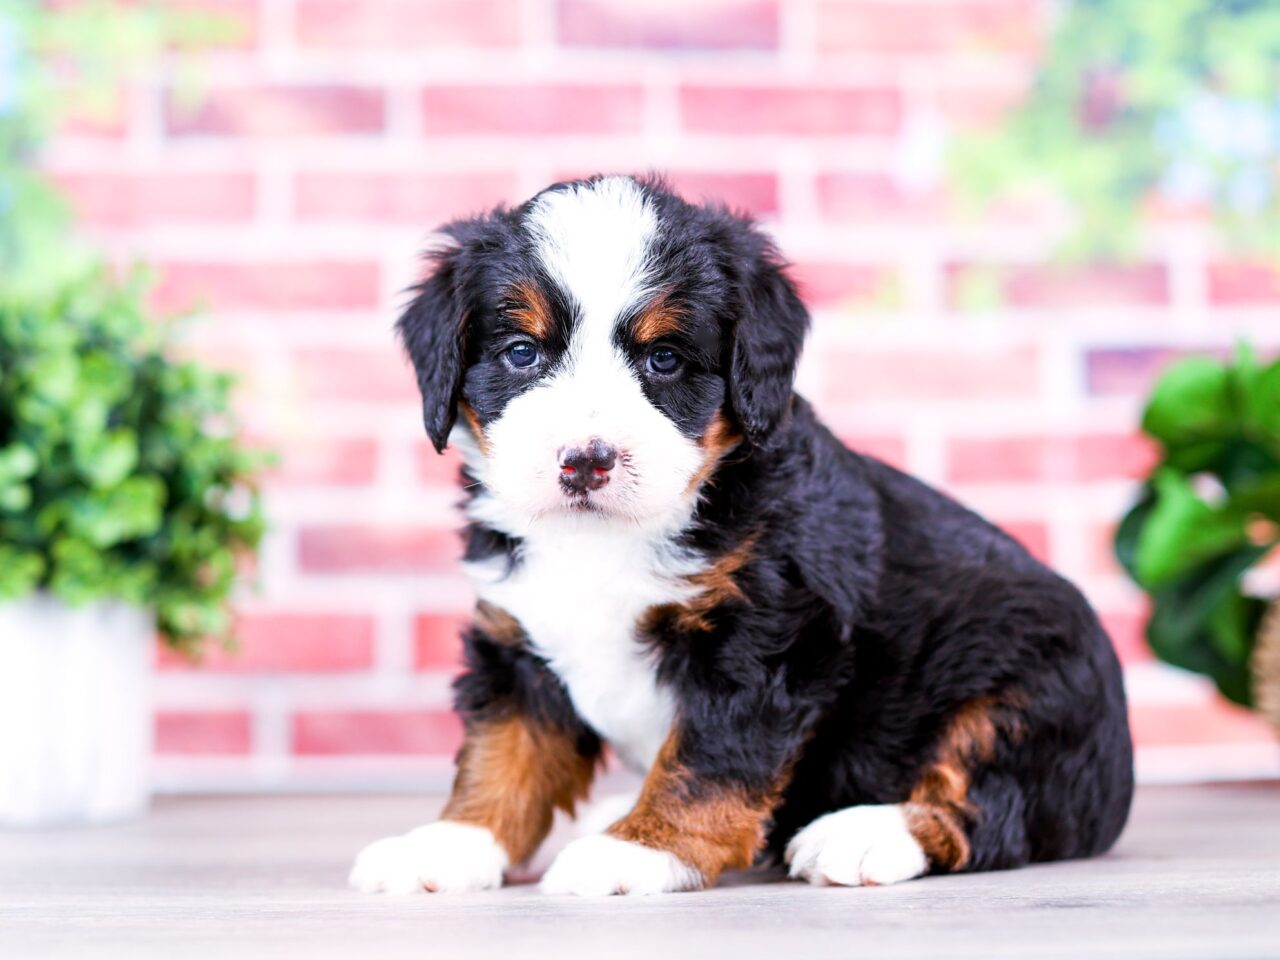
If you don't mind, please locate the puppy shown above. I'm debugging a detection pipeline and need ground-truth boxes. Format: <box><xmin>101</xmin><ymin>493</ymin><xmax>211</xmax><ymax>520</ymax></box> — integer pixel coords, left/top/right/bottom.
<box><xmin>350</xmin><ymin>175</ymin><xmax>1134</xmax><ymax>896</ymax></box>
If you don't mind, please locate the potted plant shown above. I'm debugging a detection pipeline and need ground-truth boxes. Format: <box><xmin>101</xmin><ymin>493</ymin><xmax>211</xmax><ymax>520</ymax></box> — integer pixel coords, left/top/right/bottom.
<box><xmin>1115</xmin><ymin>347</ymin><xmax>1280</xmax><ymax>733</ymax></box>
<box><xmin>0</xmin><ymin>0</ymin><xmax>258</xmax><ymax>826</ymax></box>
<box><xmin>0</xmin><ymin>270</ymin><xmax>266</xmax><ymax>825</ymax></box>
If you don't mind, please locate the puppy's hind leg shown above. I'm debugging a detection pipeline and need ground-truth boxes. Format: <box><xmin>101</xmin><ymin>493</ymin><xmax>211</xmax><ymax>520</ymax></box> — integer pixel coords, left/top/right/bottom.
<box><xmin>787</xmin><ymin>697</ymin><xmax>1031</xmax><ymax>886</ymax></box>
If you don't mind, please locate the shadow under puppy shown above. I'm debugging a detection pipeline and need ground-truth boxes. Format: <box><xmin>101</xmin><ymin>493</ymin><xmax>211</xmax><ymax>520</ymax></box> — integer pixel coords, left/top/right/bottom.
<box><xmin>350</xmin><ymin>175</ymin><xmax>1134</xmax><ymax>896</ymax></box>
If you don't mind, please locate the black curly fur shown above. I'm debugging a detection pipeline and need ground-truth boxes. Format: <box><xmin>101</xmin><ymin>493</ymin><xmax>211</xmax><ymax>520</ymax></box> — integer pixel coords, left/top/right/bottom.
<box><xmin>399</xmin><ymin>175</ymin><xmax>1134</xmax><ymax>875</ymax></box>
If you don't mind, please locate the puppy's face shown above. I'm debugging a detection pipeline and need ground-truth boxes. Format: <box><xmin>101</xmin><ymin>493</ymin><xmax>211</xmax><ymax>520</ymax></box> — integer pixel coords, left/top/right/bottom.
<box><xmin>399</xmin><ymin>176</ymin><xmax>808</xmax><ymax>534</ymax></box>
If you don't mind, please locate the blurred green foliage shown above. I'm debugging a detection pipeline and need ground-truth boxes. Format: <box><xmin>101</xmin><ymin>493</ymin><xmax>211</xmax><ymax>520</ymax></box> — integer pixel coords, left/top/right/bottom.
<box><xmin>0</xmin><ymin>271</ymin><xmax>267</xmax><ymax>650</ymax></box>
<box><xmin>1</xmin><ymin>0</ymin><xmax>242</xmax><ymax>291</ymax></box>
<box><xmin>1115</xmin><ymin>347</ymin><xmax>1280</xmax><ymax>705</ymax></box>
<box><xmin>955</xmin><ymin>0</ymin><xmax>1280</xmax><ymax>260</ymax></box>
<box><xmin>0</xmin><ymin>2</ymin><xmax>265</xmax><ymax>651</ymax></box>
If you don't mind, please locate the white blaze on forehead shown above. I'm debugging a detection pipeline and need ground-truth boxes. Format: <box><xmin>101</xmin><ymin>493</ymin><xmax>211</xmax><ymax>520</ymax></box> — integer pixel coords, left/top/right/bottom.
<box><xmin>525</xmin><ymin>176</ymin><xmax>657</xmax><ymax>335</ymax></box>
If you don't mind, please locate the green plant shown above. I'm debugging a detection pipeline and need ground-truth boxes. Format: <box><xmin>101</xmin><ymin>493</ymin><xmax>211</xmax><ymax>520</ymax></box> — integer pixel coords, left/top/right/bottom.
<box><xmin>0</xmin><ymin>269</ymin><xmax>267</xmax><ymax>651</ymax></box>
<box><xmin>1115</xmin><ymin>346</ymin><xmax>1280</xmax><ymax>705</ymax></box>
<box><xmin>0</xmin><ymin>2</ymin><xmax>264</xmax><ymax>651</ymax></box>
<box><xmin>1</xmin><ymin>1</ymin><xmax>241</xmax><ymax>294</ymax></box>
<box><xmin>954</xmin><ymin>0</ymin><xmax>1280</xmax><ymax>260</ymax></box>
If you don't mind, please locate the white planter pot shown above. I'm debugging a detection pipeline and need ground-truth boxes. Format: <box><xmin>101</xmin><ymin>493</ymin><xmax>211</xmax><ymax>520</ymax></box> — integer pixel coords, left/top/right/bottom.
<box><xmin>0</xmin><ymin>594</ymin><xmax>154</xmax><ymax>826</ymax></box>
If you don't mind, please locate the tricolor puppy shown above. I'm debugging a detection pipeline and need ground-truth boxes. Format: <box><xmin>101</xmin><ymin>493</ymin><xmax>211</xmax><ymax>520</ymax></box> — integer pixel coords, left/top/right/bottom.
<box><xmin>350</xmin><ymin>175</ymin><xmax>1134</xmax><ymax>897</ymax></box>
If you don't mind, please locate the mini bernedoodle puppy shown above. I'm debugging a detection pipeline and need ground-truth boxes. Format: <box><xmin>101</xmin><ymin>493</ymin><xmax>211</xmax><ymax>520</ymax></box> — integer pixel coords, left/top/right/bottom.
<box><xmin>350</xmin><ymin>175</ymin><xmax>1134</xmax><ymax>897</ymax></box>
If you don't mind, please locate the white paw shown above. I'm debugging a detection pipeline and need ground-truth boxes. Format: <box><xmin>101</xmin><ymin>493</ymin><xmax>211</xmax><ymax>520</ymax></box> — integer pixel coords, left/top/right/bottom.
<box><xmin>785</xmin><ymin>804</ymin><xmax>928</xmax><ymax>887</ymax></box>
<box><xmin>540</xmin><ymin>834</ymin><xmax>702</xmax><ymax>896</ymax></box>
<box><xmin>348</xmin><ymin>821</ymin><xmax>508</xmax><ymax>894</ymax></box>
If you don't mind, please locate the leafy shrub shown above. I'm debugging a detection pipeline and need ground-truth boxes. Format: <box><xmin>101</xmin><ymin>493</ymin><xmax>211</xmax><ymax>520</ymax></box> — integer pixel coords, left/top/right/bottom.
<box><xmin>1115</xmin><ymin>347</ymin><xmax>1280</xmax><ymax>705</ymax></box>
<box><xmin>0</xmin><ymin>3</ymin><xmax>260</xmax><ymax>651</ymax></box>
<box><xmin>0</xmin><ymin>269</ymin><xmax>266</xmax><ymax>651</ymax></box>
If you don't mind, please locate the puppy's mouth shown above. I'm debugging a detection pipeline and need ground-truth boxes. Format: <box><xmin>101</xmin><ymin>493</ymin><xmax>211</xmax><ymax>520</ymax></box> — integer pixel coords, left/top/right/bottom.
<box><xmin>557</xmin><ymin>480</ymin><xmax>611</xmax><ymax>513</ymax></box>
<box><xmin>562</xmin><ymin>492</ymin><xmax>603</xmax><ymax>512</ymax></box>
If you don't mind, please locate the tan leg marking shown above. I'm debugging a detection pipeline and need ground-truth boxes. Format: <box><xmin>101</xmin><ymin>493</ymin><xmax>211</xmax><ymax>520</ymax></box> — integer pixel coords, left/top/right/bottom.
<box><xmin>443</xmin><ymin>716</ymin><xmax>598</xmax><ymax>865</ymax></box>
<box><xmin>607</xmin><ymin>731</ymin><xmax>785</xmax><ymax>886</ymax></box>
<box><xmin>905</xmin><ymin>696</ymin><xmax>1024</xmax><ymax>871</ymax></box>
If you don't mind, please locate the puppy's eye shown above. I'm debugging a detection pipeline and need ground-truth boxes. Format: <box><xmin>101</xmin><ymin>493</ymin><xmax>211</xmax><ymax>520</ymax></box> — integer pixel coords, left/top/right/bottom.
<box><xmin>646</xmin><ymin>347</ymin><xmax>682</xmax><ymax>375</ymax></box>
<box><xmin>505</xmin><ymin>342</ymin><xmax>540</xmax><ymax>369</ymax></box>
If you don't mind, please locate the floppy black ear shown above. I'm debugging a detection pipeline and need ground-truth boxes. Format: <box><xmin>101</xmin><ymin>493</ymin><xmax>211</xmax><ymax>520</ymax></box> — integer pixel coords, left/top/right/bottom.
<box><xmin>728</xmin><ymin>235</ymin><xmax>810</xmax><ymax>448</ymax></box>
<box><xmin>397</xmin><ymin>246</ymin><xmax>468</xmax><ymax>453</ymax></box>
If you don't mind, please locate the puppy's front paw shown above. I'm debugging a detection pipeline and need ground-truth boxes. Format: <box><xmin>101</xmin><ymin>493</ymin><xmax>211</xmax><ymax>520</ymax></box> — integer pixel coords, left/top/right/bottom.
<box><xmin>349</xmin><ymin>821</ymin><xmax>508</xmax><ymax>894</ymax></box>
<box><xmin>540</xmin><ymin>835</ymin><xmax>702</xmax><ymax>897</ymax></box>
<box><xmin>786</xmin><ymin>804</ymin><xmax>928</xmax><ymax>887</ymax></box>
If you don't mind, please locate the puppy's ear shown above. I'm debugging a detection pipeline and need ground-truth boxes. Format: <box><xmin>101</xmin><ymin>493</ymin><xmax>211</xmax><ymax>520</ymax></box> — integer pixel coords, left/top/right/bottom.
<box><xmin>728</xmin><ymin>233</ymin><xmax>809</xmax><ymax>447</ymax></box>
<box><xmin>397</xmin><ymin>244</ymin><xmax>468</xmax><ymax>453</ymax></box>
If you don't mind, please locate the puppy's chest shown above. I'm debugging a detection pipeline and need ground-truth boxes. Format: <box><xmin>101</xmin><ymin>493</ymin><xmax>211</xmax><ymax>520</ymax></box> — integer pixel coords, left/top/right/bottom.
<box><xmin>468</xmin><ymin>532</ymin><xmax>699</xmax><ymax>772</ymax></box>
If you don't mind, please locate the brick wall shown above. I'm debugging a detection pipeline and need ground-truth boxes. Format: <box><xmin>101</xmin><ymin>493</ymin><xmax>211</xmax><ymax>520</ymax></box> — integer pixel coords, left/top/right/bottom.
<box><xmin>42</xmin><ymin>0</ymin><xmax>1280</xmax><ymax>791</ymax></box>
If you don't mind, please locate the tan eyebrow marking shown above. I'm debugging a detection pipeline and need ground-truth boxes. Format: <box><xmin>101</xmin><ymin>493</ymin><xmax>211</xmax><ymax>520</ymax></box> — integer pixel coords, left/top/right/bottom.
<box><xmin>507</xmin><ymin>281</ymin><xmax>553</xmax><ymax>340</ymax></box>
<box><xmin>632</xmin><ymin>293</ymin><xmax>684</xmax><ymax>344</ymax></box>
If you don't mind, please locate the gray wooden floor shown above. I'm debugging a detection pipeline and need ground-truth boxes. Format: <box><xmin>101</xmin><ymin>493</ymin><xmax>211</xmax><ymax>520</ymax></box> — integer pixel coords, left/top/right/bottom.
<box><xmin>2</xmin><ymin>783</ymin><xmax>1278</xmax><ymax>960</ymax></box>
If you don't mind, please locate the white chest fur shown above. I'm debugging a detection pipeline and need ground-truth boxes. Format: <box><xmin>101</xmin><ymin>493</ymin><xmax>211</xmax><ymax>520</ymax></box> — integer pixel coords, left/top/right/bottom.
<box><xmin>464</xmin><ymin>519</ymin><xmax>701</xmax><ymax>772</ymax></box>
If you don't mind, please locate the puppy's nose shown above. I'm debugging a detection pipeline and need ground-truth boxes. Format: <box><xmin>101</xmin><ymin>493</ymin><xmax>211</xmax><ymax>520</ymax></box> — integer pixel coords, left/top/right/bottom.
<box><xmin>558</xmin><ymin>439</ymin><xmax>616</xmax><ymax>492</ymax></box>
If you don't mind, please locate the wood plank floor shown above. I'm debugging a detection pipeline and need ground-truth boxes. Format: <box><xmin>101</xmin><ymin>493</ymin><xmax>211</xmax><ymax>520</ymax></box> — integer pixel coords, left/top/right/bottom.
<box><xmin>2</xmin><ymin>783</ymin><xmax>1278</xmax><ymax>959</ymax></box>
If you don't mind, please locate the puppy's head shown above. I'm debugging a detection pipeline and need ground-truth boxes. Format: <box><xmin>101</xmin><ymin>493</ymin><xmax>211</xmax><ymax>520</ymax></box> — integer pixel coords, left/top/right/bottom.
<box><xmin>399</xmin><ymin>175</ymin><xmax>808</xmax><ymax>532</ymax></box>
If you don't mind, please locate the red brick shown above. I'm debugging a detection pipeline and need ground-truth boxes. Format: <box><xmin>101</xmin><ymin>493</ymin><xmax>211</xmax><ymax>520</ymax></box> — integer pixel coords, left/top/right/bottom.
<box><xmin>152</xmin><ymin>261</ymin><xmax>380</xmax><ymax>312</ymax></box>
<box><xmin>1207</xmin><ymin>262</ymin><xmax>1280</xmax><ymax>306</ymax></box>
<box><xmin>166</xmin><ymin>85</ymin><xmax>385</xmax><ymax>137</ymax></box>
<box><xmin>836</xmin><ymin>433</ymin><xmax>909</xmax><ymax>471</ymax></box>
<box><xmin>298</xmin><ymin>525</ymin><xmax>459</xmax><ymax>572</ymax></box>
<box><xmin>935</xmin><ymin>79</ymin><xmax>1033</xmax><ymax>129</ymax></box>
<box><xmin>680</xmin><ymin>85</ymin><xmax>901</xmax><ymax>136</ymax></box>
<box><xmin>293</xmin><ymin>709</ymin><xmax>463</xmax><ymax>755</ymax></box>
<box><xmin>421</xmin><ymin>85</ymin><xmax>645</xmax><ymax>136</ymax></box>
<box><xmin>557</xmin><ymin>0</ymin><xmax>778</xmax><ymax>50</ymax></box>
<box><xmin>1085</xmin><ymin>347</ymin><xmax>1224</xmax><ymax>398</ymax></box>
<box><xmin>414</xmin><ymin>614</ymin><xmax>468</xmax><ymax>670</ymax></box>
<box><xmin>296</xmin><ymin>0</ymin><xmax>521</xmax><ymax>48</ymax></box>
<box><xmin>825</xmin><ymin>346</ymin><xmax>1039</xmax><ymax>404</ymax></box>
<box><xmin>791</xmin><ymin>262</ymin><xmax>899</xmax><ymax>309</ymax></box>
<box><xmin>265</xmin><ymin>437</ymin><xmax>379</xmax><ymax>487</ymax></box>
<box><xmin>169</xmin><ymin>0</ymin><xmax>259</xmax><ymax>49</ymax></box>
<box><xmin>158</xmin><ymin>614</ymin><xmax>375</xmax><ymax>672</ymax></box>
<box><xmin>665</xmin><ymin>171</ymin><xmax>779</xmax><ymax>216</ymax></box>
<box><xmin>815</xmin><ymin>0</ymin><xmax>1037</xmax><ymax>55</ymax></box>
<box><xmin>1099</xmin><ymin>608</ymin><xmax>1151</xmax><ymax>666</ymax></box>
<box><xmin>155</xmin><ymin>711</ymin><xmax>252</xmax><ymax>756</ymax></box>
<box><xmin>996</xmin><ymin>520</ymin><xmax>1051</xmax><ymax>565</ymax></box>
<box><xmin>294</xmin><ymin>171</ymin><xmax>518</xmax><ymax>224</ymax></box>
<box><xmin>946</xmin><ymin>433</ymin><xmax>1157</xmax><ymax>484</ymax></box>
<box><xmin>1087</xmin><ymin>520</ymin><xmax>1127</xmax><ymax>580</ymax></box>
<box><xmin>1130</xmin><ymin>701</ymin><xmax>1275</xmax><ymax>747</ymax></box>
<box><xmin>417</xmin><ymin>443</ymin><xmax>465</xmax><ymax>486</ymax></box>
<box><xmin>948</xmin><ymin>263</ymin><xmax>1170</xmax><ymax>310</ymax></box>
<box><xmin>292</xmin><ymin>349</ymin><xmax>417</xmax><ymax>404</ymax></box>
<box><xmin>56</xmin><ymin>85</ymin><xmax>128</xmax><ymax>138</ymax></box>
<box><xmin>1074</xmin><ymin>433</ymin><xmax>1160</xmax><ymax>482</ymax></box>
<box><xmin>816</xmin><ymin>172</ymin><xmax>938</xmax><ymax>221</ymax></box>
<box><xmin>53</xmin><ymin>172</ymin><xmax>256</xmax><ymax>227</ymax></box>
